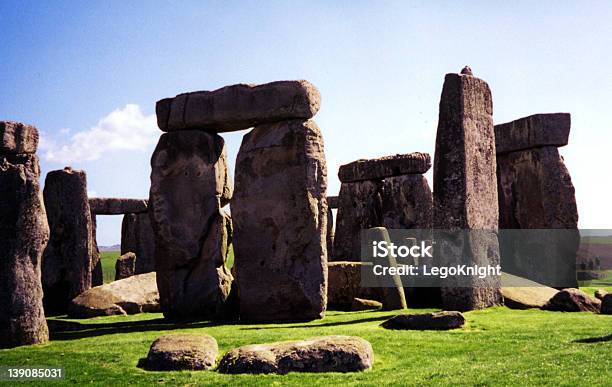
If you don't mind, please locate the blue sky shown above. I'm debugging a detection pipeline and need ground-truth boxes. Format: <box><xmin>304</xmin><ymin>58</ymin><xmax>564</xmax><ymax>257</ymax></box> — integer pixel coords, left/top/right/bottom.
<box><xmin>1</xmin><ymin>1</ymin><xmax>611</xmax><ymax>244</ymax></box>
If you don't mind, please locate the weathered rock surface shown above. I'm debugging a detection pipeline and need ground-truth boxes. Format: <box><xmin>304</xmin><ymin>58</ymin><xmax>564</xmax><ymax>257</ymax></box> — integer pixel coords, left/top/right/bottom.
<box><xmin>594</xmin><ymin>289</ymin><xmax>608</xmax><ymax>301</ymax></box>
<box><xmin>367</xmin><ymin>227</ymin><xmax>406</xmax><ymax>310</ymax></box>
<box><xmin>351</xmin><ymin>298</ymin><xmax>382</xmax><ymax>311</ymax></box>
<box><xmin>433</xmin><ymin>71</ymin><xmax>502</xmax><ymax>311</ymax></box>
<box><xmin>381</xmin><ymin>174</ymin><xmax>433</xmax><ymax>230</ymax></box>
<box><xmin>115</xmin><ymin>252</ymin><xmax>136</xmax><ymax>280</ymax></box>
<box><xmin>67</xmin><ymin>272</ymin><xmax>160</xmax><ymax>318</ymax></box>
<box><xmin>327</xmin><ymin>261</ymin><xmax>379</xmax><ymax>308</ymax></box>
<box><xmin>333</xmin><ymin>180</ymin><xmax>382</xmax><ymax>261</ymax></box>
<box><xmin>494</xmin><ymin>113</ymin><xmax>570</xmax><ymax>154</ymax></box>
<box><xmin>233</xmin><ymin>119</ymin><xmax>327</xmax><ymax>322</ymax></box>
<box><xmin>601</xmin><ymin>294</ymin><xmax>612</xmax><ymax>314</ymax></box>
<box><xmin>141</xmin><ymin>334</ymin><xmax>218</xmax><ymax>371</ymax></box>
<box><xmin>218</xmin><ymin>336</ymin><xmax>373</xmax><ymax>374</ymax></box>
<box><xmin>338</xmin><ymin>152</ymin><xmax>431</xmax><ymax>183</ymax></box>
<box><xmin>1</xmin><ymin>121</ymin><xmax>39</xmax><ymax>154</ymax></box>
<box><xmin>497</xmin><ymin>146</ymin><xmax>579</xmax><ymax>288</ymax></box>
<box><xmin>500</xmin><ymin>272</ymin><xmax>559</xmax><ymax>309</ymax></box>
<box><xmin>327</xmin><ymin>195</ymin><xmax>339</xmax><ymax>209</ymax></box>
<box><xmin>149</xmin><ymin>130</ymin><xmax>233</xmax><ymax>320</ymax></box>
<box><xmin>542</xmin><ymin>288</ymin><xmax>600</xmax><ymax>313</ymax></box>
<box><xmin>43</xmin><ymin>167</ymin><xmax>95</xmax><ymax>314</ymax></box>
<box><xmin>157</xmin><ymin>80</ymin><xmax>321</xmax><ymax>132</ymax></box>
<box><xmin>0</xmin><ymin>154</ymin><xmax>49</xmax><ymax>348</ymax></box>
<box><xmin>90</xmin><ymin>213</ymin><xmax>103</xmax><ymax>286</ymax></box>
<box><xmin>381</xmin><ymin>311</ymin><xmax>465</xmax><ymax>330</ymax></box>
<box><xmin>121</xmin><ymin>212</ymin><xmax>155</xmax><ymax>274</ymax></box>
<box><xmin>89</xmin><ymin>198</ymin><xmax>148</xmax><ymax>214</ymax></box>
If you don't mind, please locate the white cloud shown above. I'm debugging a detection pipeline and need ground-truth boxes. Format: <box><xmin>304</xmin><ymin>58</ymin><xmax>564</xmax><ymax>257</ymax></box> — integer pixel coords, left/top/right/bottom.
<box><xmin>40</xmin><ymin>104</ymin><xmax>159</xmax><ymax>163</ymax></box>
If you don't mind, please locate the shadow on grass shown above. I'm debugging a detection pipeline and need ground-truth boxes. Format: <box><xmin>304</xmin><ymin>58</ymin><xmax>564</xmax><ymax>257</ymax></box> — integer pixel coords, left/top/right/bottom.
<box><xmin>47</xmin><ymin>318</ymin><xmax>230</xmax><ymax>341</ymax></box>
<box><xmin>573</xmin><ymin>334</ymin><xmax>612</xmax><ymax>343</ymax></box>
<box><xmin>239</xmin><ymin>312</ymin><xmax>395</xmax><ymax>330</ymax></box>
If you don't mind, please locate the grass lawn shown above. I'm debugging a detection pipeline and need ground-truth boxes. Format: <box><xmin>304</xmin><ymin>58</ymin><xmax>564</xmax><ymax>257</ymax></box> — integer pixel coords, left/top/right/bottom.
<box><xmin>99</xmin><ymin>251</ymin><xmax>121</xmax><ymax>283</ymax></box>
<box><xmin>0</xmin><ymin>307</ymin><xmax>610</xmax><ymax>386</ymax></box>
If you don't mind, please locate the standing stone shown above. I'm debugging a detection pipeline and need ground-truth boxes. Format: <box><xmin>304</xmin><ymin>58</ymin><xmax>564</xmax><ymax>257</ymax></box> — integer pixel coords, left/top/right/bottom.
<box><xmin>149</xmin><ymin>130</ymin><xmax>233</xmax><ymax>320</ymax></box>
<box><xmin>43</xmin><ymin>167</ymin><xmax>95</xmax><ymax>314</ymax></box>
<box><xmin>90</xmin><ymin>212</ymin><xmax>103</xmax><ymax>286</ymax></box>
<box><xmin>156</xmin><ymin>80</ymin><xmax>321</xmax><ymax>132</ymax></box>
<box><xmin>0</xmin><ymin>152</ymin><xmax>49</xmax><ymax>348</ymax></box>
<box><xmin>232</xmin><ymin>119</ymin><xmax>327</xmax><ymax>322</ymax></box>
<box><xmin>433</xmin><ymin>71</ymin><xmax>502</xmax><ymax>311</ymax></box>
<box><xmin>115</xmin><ymin>252</ymin><xmax>137</xmax><ymax>280</ymax></box>
<box><xmin>333</xmin><ymin>152</ymin><xmax>432</xmax><ymax>262</ymax></box>
<box><xmin>495</xmin><ymin>114</ymin><xmax>578</xmax><ymax>288</ymax></box>
<box><xmin>121</xmin><ymin>212</ymin><xmax>156</xmax><ymax>274</ymax></box>
<box><xmin>381</xmin><ymin>174</ymin><xmax>433</xmax><ymax>230</ymax></box>
<box><xmin>333</xmin><ymin>180</ymin><xmax>382</xmax><ymax>261</ymax></box>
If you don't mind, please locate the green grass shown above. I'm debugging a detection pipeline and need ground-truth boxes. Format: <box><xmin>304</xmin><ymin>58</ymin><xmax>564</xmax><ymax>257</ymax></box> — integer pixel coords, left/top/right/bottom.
<box><xmin>99</xmin><ymin>251</ymin><xmax>120</xmax><ymax>283</ymax></box>
<box><xmin>580</xmin><ymin>270</ymin><xmax>612</xmax><ymax>298</ymax></box>
<box><xmin>1</xmin><ymin>307</ymin><xmax>610</xmax><ymax>386</ymax></box>
<box><xmin>98</xmin><ymin>248</ymin><xmax>235</xmax><ymax>284</ymax></box>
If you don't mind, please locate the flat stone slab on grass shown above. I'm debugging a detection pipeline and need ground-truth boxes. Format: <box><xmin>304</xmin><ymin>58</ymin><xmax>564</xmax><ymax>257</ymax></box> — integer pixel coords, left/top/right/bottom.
<box><xmin>67</xmin><ymin>272</ymin><xmax>159</xmax><ymax>318</ymax></box>
<box><xmin>156</xmin><ymin>80</ymin><xmax>320</xmax><ymax>132</ymax></box>
<box><xmin>338</xmin><ymin>152</ymin><xmax>431</xmax><ymax>183</ymax></box>
<box><xmin>217</xmin><ymin>336</ymin><xmax>373</xmax><ymax>374</ymax></box>
<box><xmin>141</xmin><ymin>334</ymin><xmax>218</xmax><ymax>371</ymax></box>
<box><xmin>542</xmin><ymin>288</ymin><xmax>601</xmax><ymax>313</ymax></box>
<box><xmin>501</xmin><ymin>272</ymin><xmax>559</xmax><ymax>309</ymax></box>
<box><xmin>494</xmin><ymin>113</ymin><xmax>570</xmax><ymax>154</ymax></box>
<box><xmin>381</xmin><ymin>311</ymin><xmax>465</xmax><ymax>330</ymax></box>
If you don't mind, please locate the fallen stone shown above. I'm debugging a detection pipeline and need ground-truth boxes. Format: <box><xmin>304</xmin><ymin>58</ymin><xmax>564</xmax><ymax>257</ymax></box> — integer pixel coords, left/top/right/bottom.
<box><xmin>594</xmin><ymin>289</ymin><xmax>608</xmax><ymax>301</ymax></box>
<box><xmin>0</xmin><ymin>121</ymin><xmax>39</xmax><ymax>154</ymax></box>
<box><xmin>121</xmin><ymin>213</ymin><xmax>155</xmax><ymax>274</ymax></box>
<box><xmin>67</xmin><ymin>272</ymin><xmax>160</xmax><ymax>318</ymax></box>
<box><xmin>381</xmin><ymin>174</ymin><xmax>433</xmax><ymax>230</ymax></box>
<box><xmin>232</xmin><ymin>119</ymin><xmax>327</xmax><ymax>322</ymax></box>
<box><xmin>601</xmin><ymin>294</ymin><xmax>612</xmax><ymax>314</ymax></box>
<box><xmin>351</xmin><ymin>298</ymin><xmax>382</xmax><ymax>311</ymax></box>
<box><xmin>141</xmin><ymin>334</ymin><xmax>218</xmax><ymax>371</ymax></box>
<box><xmin>497</xmin><ymin>146</ymin><xmax>579</xmax><ymax>288</ymax></box>
<box><xmin>89</xmin><ymin>198</ymin><xmax>148</xmax><ymax>214</ymax></box>
<box><xmin>367</xmin><ymin>227</ymin><xmax>406</xmax><ymax>310</ymax></box>
<box><xmin>157</xmin><ymin>80</ymin><xmax>321</xmax><ymax>132</ymax></box>
<box><xmin>0</xmin><ymin>154</ymin><xmax>49</xmax><ymax>348</ymax></box>
<box><xmin>217</xmin><ymin>336</ymin><xmax>373</xmax><ymax>374</ymax></box>
<box><xmin>115</xmin><ymin>252</ymin><xmax>136</xmax><ymax>280</ymax></box>
<box><xmin>433</xmin><ymin>71</ymin><xmax>502</xmax><ymax>311</ymax></box>
<box><xmin>149</xmin><ymin>130</ymin><xmax>233</xmax><ymax>320</ymax></box>
<box><xmin>381</xmin><ymin>311</ymin><xmax>465</xmax><ymax>330</ymax></box>
<box><xmin>495</xmin><ymin>113</ymin><xmax>570</xmax><ymax>154</ymax></box>
<box><xmin>338</xmin><ymin>152</ymin><xmax>431</xmax><ymax>183</ymax></box>
<box><xmin>500</xmin><ymin>272</ymin><xmax>559</xmax><ymax>309</ymax></box>
<box><xmin>333</xmin><ymin>180</ymin><xmax>382</xmax><ymax>261</ymax></box>
<box><xmin>43</xmin><ymin>167</ymin><xmax>95</xmax><ymax>314</ymax></box>
<box><xmin>542</xmin><ymin>288</ymin><xmax>600</xmax><ymax>313</ymax></box>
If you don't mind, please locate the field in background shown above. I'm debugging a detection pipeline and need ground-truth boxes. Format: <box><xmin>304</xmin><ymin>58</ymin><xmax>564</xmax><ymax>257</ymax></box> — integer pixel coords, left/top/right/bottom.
<box><xmin>100</xmin><ymin>251</ymin><xmax>120</xmax><ymax>283</ymax></box>
<box><xmin>98</xmin><ymin>247</ymin><xmax>236</xmax><ymax>284</ymax></box>
<box><xmin>1</xmin><ymin>307</ymin><xmax>610</xmax><ymax>385</ymax></box>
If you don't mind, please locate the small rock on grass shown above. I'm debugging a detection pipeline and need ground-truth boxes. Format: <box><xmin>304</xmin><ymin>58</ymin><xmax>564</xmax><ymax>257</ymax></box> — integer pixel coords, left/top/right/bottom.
<box><xmin>140</xmin><ymin>334</ymin><xmax>218</xmax><ymax>371</ymax></box>
<box><xmin>217</xmin><ymin>335</ymin><xmax>373</xmax><ymax>374</ymax></box>
<box><xmin>381</xmin><ymin>311</ymin><xmax>465</xmax><ymax>330</ymax></box>
<box><xmin>351</xmin><ymin>298</ymin><xmax>382</xmax><ymax>311</ymax></box>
